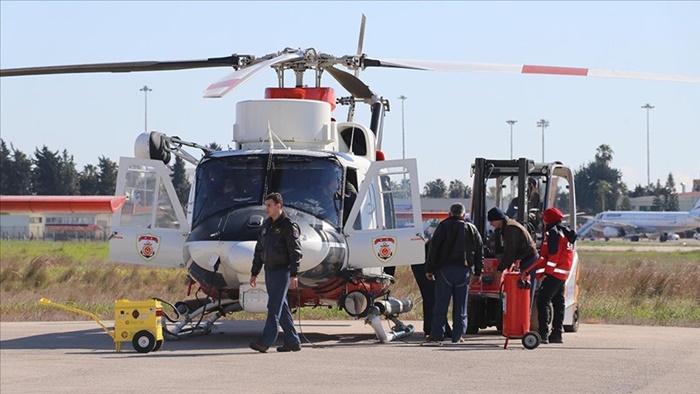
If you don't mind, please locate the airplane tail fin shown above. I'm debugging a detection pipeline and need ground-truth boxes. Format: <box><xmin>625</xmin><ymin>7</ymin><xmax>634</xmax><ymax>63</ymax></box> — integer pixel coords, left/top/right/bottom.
<box><xmin>691</xmin><ymin>199</ymin><xmax>700</xmax><ymax>215</ymax></box>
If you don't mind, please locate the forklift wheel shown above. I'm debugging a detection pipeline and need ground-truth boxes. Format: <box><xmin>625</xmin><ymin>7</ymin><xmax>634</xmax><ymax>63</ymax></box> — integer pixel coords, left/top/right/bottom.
<box><xmin>522</xmin><ymin>332</ymin><xmax>541</xmax><ymax>350</ymax></box>
<box><xmin>132</xmin><ymin>330</ymin><xmax>157</xmax><ymax>353</ymax></box>
<box><xmin>564</xmin><ymin>305</ymin><xmax>580</xmax><ymax>333</ymax></box>
<box><xmin>153</xmin><ymin>339</ymin><xmax>164</xmax><ymax>352</ymax></box>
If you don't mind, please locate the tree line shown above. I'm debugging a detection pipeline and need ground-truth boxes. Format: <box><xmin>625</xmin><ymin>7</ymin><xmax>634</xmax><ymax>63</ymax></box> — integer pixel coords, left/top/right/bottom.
<box><xmin>1</xmin><ymin>138</ymin><xmax>683</xmax><ymax>214</ymax></box>
<box><xmin>0</xmin><ymin>139</ymin><xmax>192</xmax><ymax>206</ymax></box>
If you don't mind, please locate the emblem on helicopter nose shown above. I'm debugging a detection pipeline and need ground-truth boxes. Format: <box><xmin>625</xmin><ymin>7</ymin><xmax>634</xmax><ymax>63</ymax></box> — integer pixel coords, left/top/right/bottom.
<box><xmin>136</xmin><ymin>234</ymin><xmax>160</xmax><ymax>262</ymax></box>
<box><xmin>372</xmin><ymin>236</ymin><xmax>397</xmax><ymax>264</ymax></box>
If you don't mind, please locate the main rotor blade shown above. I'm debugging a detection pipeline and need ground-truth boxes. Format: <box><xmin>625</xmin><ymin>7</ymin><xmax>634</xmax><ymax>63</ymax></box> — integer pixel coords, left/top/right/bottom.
<box><xmin>0</xmin><ymin>55</ymin><xmax>246</xmax><ymax>77</ymax></box>
<box><xmin>203</xmin><ymin>52</ymin><xmax>305</xmax><ymax>98</ymax></box>
<box><xmin>354</xmin><ymin>14</ymin><xmax>367</xmax><ymax>79</ymax></box>
<box><xmin>325</xmin><ymin>66</ymin><xmax>373</xmax><ymax>99</ymax></box>
<box><xmin>362</xmin><ymin>58</ymin><xmax>700</xmax><ymax>84</ymax></box>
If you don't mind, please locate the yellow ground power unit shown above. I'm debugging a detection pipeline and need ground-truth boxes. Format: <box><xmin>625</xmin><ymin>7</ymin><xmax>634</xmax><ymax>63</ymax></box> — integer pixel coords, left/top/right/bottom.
<box><xmin>38</xmin><ymin>298</ymin><xmax>165</xmax><ymax>353</ymax></box>
<box><xmin>113</xmin><ymin>299</ymin><xmax>165</xmax><ymax>353</ymax></box>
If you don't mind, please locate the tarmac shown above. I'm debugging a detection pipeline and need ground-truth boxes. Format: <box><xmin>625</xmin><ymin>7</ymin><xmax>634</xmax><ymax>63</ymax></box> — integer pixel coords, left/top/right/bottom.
<box><xmin>1</xmin><ymin>319</ymin><xmax>699</xmax><ymax>393</ymax></box>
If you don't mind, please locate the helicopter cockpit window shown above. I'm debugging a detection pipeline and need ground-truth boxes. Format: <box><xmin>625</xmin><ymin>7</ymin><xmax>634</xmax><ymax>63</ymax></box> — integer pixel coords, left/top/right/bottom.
<box><xmin>192</xmin><ymin>155</ymin><xmax>267</xmax><ymax>225</ymax></box>
<box><xmin>267</xmin><ymin>155</ymin><xmax>344</xmax><ymax>227</ymax></box>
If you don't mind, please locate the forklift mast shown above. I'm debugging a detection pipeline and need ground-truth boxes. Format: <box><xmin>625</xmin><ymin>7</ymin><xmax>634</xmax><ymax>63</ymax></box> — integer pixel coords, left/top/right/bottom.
<box><xmin>470</xmin><ymin>157</ymin><xmax>577</xmax><ymax>251</ymax></box>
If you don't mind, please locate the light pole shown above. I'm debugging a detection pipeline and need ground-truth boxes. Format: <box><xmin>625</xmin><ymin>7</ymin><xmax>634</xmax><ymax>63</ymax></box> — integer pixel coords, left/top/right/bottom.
<box><xmin>641</xmin><ymin>103</ymin><xmax>654</xmax><ymax>186</ymax></box>
<box><xmin>536</xmin><ymin>119</ymin><xmax>549</xmax><ymax>162</ymax></box>
<box><xmin>398</xmin><ymin>95</ymin><xmax>407</xmax><ymax>160</ymax></box>
<box><xmin>506</xmin><ymin>120</ymin><xmax>517</xmax><ymax>201</ymax></box>
<box><xmin>398</xmin><ymin>95</ymin><xmax>407</xmax><ymax>186</ymax></box>
<box><xmin>140</xmin><ymin>85</ymin><xmax>152</xmax><ymax>132</ymax></box>
<box><xmin>506</xmin><ymin>120</ymin><xmax>517</xmax><ymax>160</ymax></box>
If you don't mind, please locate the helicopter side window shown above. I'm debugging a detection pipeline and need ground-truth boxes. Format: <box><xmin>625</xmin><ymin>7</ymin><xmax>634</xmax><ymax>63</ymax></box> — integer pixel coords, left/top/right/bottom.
<box><xmin>120</xmin><ymin>164</ymin><xmax>158</xmax><ymax>228</ymax></box>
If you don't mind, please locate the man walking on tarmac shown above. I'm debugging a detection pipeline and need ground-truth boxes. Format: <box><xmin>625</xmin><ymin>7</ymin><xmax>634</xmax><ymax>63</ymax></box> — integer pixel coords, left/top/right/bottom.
<box><xmin>249</xmin><ymin>192</ymin><xmax>303</xmax><ymax>353</ymax></box>
<box><xmin>529</xmin><ymin>207</ymin><xmax>577</xmax><ymax>344</ymax></box>
<box><xmin>423</xmin><ymin>203</ymin><xmax>483</xmax><ymax>345</ymax></box>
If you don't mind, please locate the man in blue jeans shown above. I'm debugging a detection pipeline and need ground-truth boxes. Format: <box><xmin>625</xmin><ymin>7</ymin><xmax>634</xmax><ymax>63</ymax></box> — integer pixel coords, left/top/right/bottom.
<box><xmin>423</xmin><ymin>203</ymin><xmax>483</xmax><ymax>345</ymax></box>
<box><xmin>249</xmin><ymin>192</ymin><xmax>302</xmax><ymax>353</ymax></box>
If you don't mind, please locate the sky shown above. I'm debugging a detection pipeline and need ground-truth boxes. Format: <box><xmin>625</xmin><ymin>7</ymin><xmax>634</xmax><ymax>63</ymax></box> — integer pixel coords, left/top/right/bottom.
<box><xmin>1</xmin><ymin>1</ymin><xmax>699</xmax><ymax>194</ymax></box>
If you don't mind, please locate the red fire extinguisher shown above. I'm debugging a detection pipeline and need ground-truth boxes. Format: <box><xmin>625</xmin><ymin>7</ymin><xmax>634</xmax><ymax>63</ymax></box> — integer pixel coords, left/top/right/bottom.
<box><xmin>501</xmin><ymin>271</ymin><xmax>541</xmax><ymax>349</ymax></box>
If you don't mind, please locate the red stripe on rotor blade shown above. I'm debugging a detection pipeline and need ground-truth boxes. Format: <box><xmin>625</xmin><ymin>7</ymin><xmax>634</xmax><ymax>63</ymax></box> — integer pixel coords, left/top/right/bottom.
<box><xmin>207</xmin><ymin>78</ymin><xmax>242</xmax><ymax>90</ymax></box>
<box><xmin>522</xmin><ymin>65</ymin><xmax>589</xmax><ymax>76</ymax></box>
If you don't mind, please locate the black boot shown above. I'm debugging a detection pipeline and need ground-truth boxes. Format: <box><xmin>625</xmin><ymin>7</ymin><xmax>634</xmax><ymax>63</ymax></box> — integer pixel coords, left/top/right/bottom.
<box><xmin>549</xmin><ymin>332</ymin><xmax>563</xmax><ymax>344</ymax></box>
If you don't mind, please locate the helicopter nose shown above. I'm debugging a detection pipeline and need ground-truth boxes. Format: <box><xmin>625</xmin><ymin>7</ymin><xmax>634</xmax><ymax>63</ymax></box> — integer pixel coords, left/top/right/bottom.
<box><xmin>218</xmin><ymin>219</ymin><xmax>338</xmax><ymax>276</ymax></box>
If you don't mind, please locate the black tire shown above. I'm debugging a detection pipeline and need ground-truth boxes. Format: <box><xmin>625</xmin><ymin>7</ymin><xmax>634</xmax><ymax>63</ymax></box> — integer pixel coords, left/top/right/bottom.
<box><xmin>132</xmin><ymin>330</ymin><xmax>157</xmax><ymax>353</ymax></box>
<box><xmin>153</xmin><ymin>339</ymin><xmax>164</xmax><ymax>352</ymax></box>
<box><xmin>522</xmin><ymin>332</ymin><xmax>541</xmax><ymax>350</ymax></box>
<box><xmin>466</xmin><ymin>298</ymin><xmax>483</xmax><ymax>334</ymax></box>
<box><xmin>564</xmin><ymin>305</ymin><xmax>580</xmax><ymax>333</ymax></box>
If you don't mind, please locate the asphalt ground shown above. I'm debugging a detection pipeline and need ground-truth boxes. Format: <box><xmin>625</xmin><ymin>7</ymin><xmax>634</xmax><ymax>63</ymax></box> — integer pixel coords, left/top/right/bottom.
<box><xmin>1</xmin><ymin>320</ymin><xmax>699</xmax><ymax>393</ymax></box>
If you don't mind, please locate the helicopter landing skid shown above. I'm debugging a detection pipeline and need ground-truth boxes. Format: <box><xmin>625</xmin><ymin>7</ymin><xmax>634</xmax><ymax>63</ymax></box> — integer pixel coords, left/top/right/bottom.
<box><xmin>162</xmin><ymin>298</ymin><xmax>242</xmax><ymax>340</ymax></box>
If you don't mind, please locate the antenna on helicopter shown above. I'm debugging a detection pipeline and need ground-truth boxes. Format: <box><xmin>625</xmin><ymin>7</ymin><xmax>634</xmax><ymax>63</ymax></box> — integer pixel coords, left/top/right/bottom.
<box><xmin>264</xmin><ymin>121</ymin><xmax>289</xmax><ymax>150</ymax></box>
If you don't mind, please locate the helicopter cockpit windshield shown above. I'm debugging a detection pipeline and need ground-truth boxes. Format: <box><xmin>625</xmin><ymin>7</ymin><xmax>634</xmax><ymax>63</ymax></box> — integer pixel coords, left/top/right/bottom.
<box><xmin>192</xmin><ymin>153</ymin><xmax>345</xmax><ymax>228</ymax></box>
<box><xmin>267</xmin><ymin>154</ymin><xmax>344</xmax><ymax>227</ymax></box>
<box><xmin>193</xmin><ymin>155</ymin><xmax>267</xmax><ymax>225</ymax></box>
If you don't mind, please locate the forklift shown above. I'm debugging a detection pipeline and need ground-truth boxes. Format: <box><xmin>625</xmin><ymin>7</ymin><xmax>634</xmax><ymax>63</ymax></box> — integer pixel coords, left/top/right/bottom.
<box><xmin>466</xmin><ymin>158</ymin><xmax>580</xmax><ymax>334</ymax></box>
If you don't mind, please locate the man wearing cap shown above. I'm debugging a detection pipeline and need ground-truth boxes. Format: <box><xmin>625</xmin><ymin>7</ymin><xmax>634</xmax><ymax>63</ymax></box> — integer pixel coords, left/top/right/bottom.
<box><xmin>423</xmin><ymin>203</ymin><xmax>483</xmax><ymax>345</ymax></box>
<box><xmin>528</xmin><ymin>207</ymin><xmax>577</xmax><ymax>344</ymax></box>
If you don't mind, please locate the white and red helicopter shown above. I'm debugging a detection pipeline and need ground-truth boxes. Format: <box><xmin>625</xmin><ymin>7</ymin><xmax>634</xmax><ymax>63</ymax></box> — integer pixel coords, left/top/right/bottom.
<box><xmin>1</xmin><ymin>17</ymin><xmax>698</xmax><ymax>343</ymax></box>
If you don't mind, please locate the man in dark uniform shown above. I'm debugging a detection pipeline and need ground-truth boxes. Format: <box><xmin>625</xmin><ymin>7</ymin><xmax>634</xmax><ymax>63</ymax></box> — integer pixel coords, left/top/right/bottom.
<box><xmin>249</xmin><ymin>192</ymin><xmax>303</xmax><ymax>353</ymax></box>
<box><xmin>423</xmin><ymin>203</ymin><xmax>483</xmax><ymax>345</ymax></box>
<box><xmin>410</xmin><ymin>238</ymin><xmax>452</xmax><ymax>338</ymax></box>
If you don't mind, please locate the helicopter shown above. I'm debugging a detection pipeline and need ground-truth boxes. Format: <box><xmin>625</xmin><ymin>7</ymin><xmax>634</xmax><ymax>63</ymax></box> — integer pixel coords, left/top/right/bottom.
<box><xmin>2</xmin><ymin>16</ymin><xmax>699</xmax><ymax>344</ymax></box>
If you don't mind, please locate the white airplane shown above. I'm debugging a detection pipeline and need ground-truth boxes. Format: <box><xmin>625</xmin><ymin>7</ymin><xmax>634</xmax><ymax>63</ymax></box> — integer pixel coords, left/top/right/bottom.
<box><xmin>577</xmin><ymin>199</ymin><xmax>700</xmax><ymax>242</ymax></box>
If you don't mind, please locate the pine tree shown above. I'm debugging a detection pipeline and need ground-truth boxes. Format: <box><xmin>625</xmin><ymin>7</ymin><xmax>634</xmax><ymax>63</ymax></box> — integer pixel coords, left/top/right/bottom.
<box><xmin>0</xmin><ymin>140</ymin><xmax>10</xmax><ymax>194</ymax></box>
<box><xmin>9</xmin><ymin>146</ymin><xmax>33</xmax><ymax>195</ymax></box>
<box><xmin>32</xmin><ymin>146</ymin><xmax>61</xmax><ymax>195</ymax></box>
<box><xmin>97</xmin><ymin>156</ymin><xmax>117</xmax><ymax>195</ymax></box>
<box><xmin>664</xmin><ymin>173</ymin><xmax>680</xmax><ymax>211</ymax></box>
<box><xmin>170</xmin><ymin>156</ymin><xmax>191</xmax><ymax>207</ymax></box>
<box><xmin>57</xmin><ymin>150</ymin><xmax>79</xmax><ymax>195</ymax></box>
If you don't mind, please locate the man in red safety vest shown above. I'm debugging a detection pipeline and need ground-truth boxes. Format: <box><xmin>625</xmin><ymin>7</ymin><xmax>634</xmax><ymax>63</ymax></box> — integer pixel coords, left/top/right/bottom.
<box><xmin>530</xmin><ymin>207</ymin><xmax>577</xmax><ymax>344</ymax></box>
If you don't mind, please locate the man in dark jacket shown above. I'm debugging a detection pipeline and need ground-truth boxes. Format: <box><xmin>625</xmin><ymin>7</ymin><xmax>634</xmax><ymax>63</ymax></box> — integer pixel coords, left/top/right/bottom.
<box><xmin>488</xmin><ymin>207</ymin><xmax>539</xmax><ymax>274</ymax></box>
<box><xmin>411</xmin><ymin>239</ymin><xmax>452</xmax><ymax>338</ymax></box>
<box><xmin>488</xmin><ymin>206</ymin><xmax>540</xmax><ymax>307</ymax></box>
<box><xmin>249</xmin><ymin>192</ymin><xmax>302</xmax><ymax>353</ymax></box>
<box><xmin>423</xmin><ymin>203</ymin><xmax>483</xmax><ymax>345</ymax></box>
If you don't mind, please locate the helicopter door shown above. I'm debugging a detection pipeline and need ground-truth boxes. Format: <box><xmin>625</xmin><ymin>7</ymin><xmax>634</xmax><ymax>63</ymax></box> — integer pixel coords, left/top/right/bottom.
<box><xmin>343</xmin><ymin>159</ymin><xmax>424</xmax><ymax>269</ymax></box>
<box><xmin>109</xmin><ymin>157</ymin><xmax>189</xmax><ymax>268</ymax></box>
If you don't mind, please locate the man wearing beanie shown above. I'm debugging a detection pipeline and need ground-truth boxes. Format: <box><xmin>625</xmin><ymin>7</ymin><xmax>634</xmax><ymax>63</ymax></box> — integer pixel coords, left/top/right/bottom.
<box><xmin>487</xmin><ymin>206</ymin><xmax>539</xmax><ymax>276</ymax></box>
<box><xmin>488</xmin><ymin>206</ymin><xmax>540</xmax><ymax>312</ymax></box>
<box><xmin>423</xmin><ymin>203</ymin><xmax>483</xmax><ymax>345</ymax></box>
